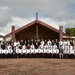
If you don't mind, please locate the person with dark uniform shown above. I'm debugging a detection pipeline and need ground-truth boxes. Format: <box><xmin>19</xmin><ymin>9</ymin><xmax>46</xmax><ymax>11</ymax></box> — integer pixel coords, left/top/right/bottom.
<box><xmin>55</xmin><ymin>39</ymin><xmax>59</xmax><ymax>58</ymax></box>
<box><xmin>34</xmin><ymin>42</ymin><xmax>39</xmax><ymax>58</ymax></box>
<box><xmin>30</xmin><ymin>39</ymin><xmax>34</xmax><ymax>45</ymax></box>
<box><xmin>30</xmin><ymin>43</ymin><xmax>35</xmax><ymax>58</ymax></box>
<box><xmin>0</xmin><ymin>44</ymin><xmax>2</xmax><ymax>59</ymax></box>
<box><xmin>52</xmin><ymin>40</ymin><xmax>55</xmax><ymax>46</ymax></box>
<box><xmin>59</xmin><ymin>45</ymin><xmax>63</xmax><ymax>58</ymax></box>
<box><xmin>37</xmin><ymin>39</ymin><xmax>41</xmax><ymax>47</ymax></box>
<box><xmin>70</xmin><ymin>40</ymin><xmax>74</xmax><ymax>46</ymax></box>
<box><xmin>44</xmin><ymin>39</ymin><xmax>47</xmax><ymax>45</ymax></box>
<box><xmin>20</xmin><ymin>40</ymin><xmax>24</xmax><ymax>49</ymax></box>
<box><xmin>1</xmin><ymin>41</ymin><xmax>6</xmax><ymax>58</ymax></box>
<box><xmin>26</xmin><ymin>40</ymin><xmax>30</xmax><ymax>46</ymax></box>
<box><xmin>10</xmin><ymin>40</ymin><xmax>14</xmax><ymax>58</ymax></box>
<box><xmin>35</xmin><ymin>42</ymin><xmax>38</xmax><ymax>49</ymax></box>
<box><xmin>24</xmin><ymin>40</ymin><xmax>27</xmax><ymax>46</ymax></box>
<box><xmin>55</xmin><ymin>39</ymin><xmax>59</xmax><ymax>49</ymax></box>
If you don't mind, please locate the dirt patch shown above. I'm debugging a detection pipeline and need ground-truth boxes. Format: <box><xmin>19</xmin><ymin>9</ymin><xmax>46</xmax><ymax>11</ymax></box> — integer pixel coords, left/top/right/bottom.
<box><xmin>0</xmin><ymin>58</ymin><xmax>75</xmax><ymax>75</ymax></box>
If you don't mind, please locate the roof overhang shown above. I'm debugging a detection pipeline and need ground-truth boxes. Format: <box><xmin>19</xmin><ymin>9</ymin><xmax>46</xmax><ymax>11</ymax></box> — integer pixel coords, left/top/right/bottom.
<box><xmin>4</xmin><ymin>19</ymin><xmax>71</xmax><ymax>39</ymax></box>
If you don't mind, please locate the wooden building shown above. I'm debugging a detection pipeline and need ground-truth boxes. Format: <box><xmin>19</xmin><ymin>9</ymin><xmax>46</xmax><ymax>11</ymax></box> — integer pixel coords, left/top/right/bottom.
<box><xmin>4</xmin><ymin>13</ymin><xmax>70</xmax><ymax>41</ymax></box>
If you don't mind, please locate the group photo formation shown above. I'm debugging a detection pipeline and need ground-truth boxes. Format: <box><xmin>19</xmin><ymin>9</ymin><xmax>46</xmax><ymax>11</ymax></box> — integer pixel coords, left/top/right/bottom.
<box><xmin>0</xmin><ymin>1</ymin><xmax>75</xmax><ymax>75</ymax></box>
<box><xmin>0</xmin><ymin>39</ymin><xmax>75</xmax><ymax>59</ymax></box>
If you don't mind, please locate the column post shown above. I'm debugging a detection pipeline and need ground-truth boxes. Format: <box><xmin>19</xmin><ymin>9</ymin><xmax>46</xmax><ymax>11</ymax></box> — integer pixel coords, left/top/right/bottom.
<box><xmin>36</xmin><ymin>12</ymin><xmax>38</xmax><ymax>20</ymax></box>
<box><xmin>12</xmin><ymin>26</ymin><xmax>16</xmax><ymax>42</ymax></box>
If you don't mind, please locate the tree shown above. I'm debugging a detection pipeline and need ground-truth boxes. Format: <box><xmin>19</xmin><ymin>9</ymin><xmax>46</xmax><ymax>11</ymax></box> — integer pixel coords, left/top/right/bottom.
<box><xmin>65</xmin><ymin>28</ymin><xmax>75</xmax><ymax>36</ymax></box>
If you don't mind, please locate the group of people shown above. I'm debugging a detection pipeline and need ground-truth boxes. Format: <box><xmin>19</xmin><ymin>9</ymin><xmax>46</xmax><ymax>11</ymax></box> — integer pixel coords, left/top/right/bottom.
<box><xmin>0</xmin><ymin>39</ymin><xmax>75</xmax><ymax>59</ymax></box>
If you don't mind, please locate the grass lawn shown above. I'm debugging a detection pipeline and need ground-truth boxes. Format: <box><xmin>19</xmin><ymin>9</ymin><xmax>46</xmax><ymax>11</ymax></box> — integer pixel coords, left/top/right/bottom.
<box><xmin>0</xmin><ymin>58</ymin><xmax>75</xmax><ymax>75</ymax></box>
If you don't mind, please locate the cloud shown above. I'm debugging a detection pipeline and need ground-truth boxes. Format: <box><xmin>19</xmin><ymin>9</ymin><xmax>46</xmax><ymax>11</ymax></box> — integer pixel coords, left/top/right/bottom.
<box><xmin>0</xmin><ymin>0</ymin><xmax>75</xmax><ymax>35</ymax></box>
<box><xmin>0</xmin><ymin>16</ymin><xmax>75</xmax><ymax>34</ymax></box>
<box><xmin>63</xmin><ymin>18</ymin><xmax>75</xmax><ymax>28</ymax></box>
<box><xmin>0</xmin><ymin>16</ymin><xmax>35</xmax><ymax>34</ymax></box>
<box><xmin>0</xmin><ymin>6</ymin><xmax>10</xmax><ymax>10</ymax></box>
<box><xmin>0</xmin><ymin>16</ymin><xmax>59</xmax><ymax>34</ymax></box>
<box><xmin>5</xmin><ymin>16</ymin><xmax>75</xmax><ymax>34</ymax></box>
<box><xmin>10</xmin><ymin>17</ymin><xmax>35</xmax><ymax>28</ymax></box>
<box><xmin>40</xmin><ymin>18</ymin><xmax>59</xmax><ymax>30</ymax></box>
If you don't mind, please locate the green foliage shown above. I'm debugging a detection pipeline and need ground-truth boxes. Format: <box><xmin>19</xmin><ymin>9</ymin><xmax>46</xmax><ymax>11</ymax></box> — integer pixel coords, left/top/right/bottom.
<box><xmin>65</xmin><ymin>28</ymin><xmax>75</xmax><ymax>36</ymax></box>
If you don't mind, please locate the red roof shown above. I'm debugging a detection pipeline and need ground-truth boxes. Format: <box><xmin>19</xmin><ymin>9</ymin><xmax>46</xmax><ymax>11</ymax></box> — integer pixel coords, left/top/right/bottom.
<box><xmin>3</xmin><ymin>19</ymin><xmax>71</xmax><ymax>38</ymax></box>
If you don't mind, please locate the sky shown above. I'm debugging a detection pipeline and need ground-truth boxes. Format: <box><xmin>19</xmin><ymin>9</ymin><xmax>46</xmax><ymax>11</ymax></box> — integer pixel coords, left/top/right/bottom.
<box><xmin>0</xmin><ymin>0</ymin><xmax>75</xmax><ymax>35</ymax></box>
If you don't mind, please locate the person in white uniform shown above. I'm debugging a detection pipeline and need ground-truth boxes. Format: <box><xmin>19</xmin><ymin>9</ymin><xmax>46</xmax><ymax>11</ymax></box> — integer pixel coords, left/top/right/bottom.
<box><xmin>40</xmin><ymin>39</ymin><xmax>44</xmax><ymax>46</ymax></box>
<box><xmin>55</xmin><ymin>46</ymin><xmax>59</xmax><ymax>58</ymax></box>
<box><xmin>64</xmin><ymin>44</ymin><xmax>69</xmax><ymax>59</ymax></box>
<box><xmin>52</xmin><ymin>43</ymin><xmax>57</xmax><ymax>58</ymax></box>
<box><xmin>43</xmin><ymin>44</ymin><xmax>48</xmax><ymax>58</ymax></box>
<box><xmin>38</xmin><ymin>45</ymin><xmax>44</xmax><ymax>58</ymax></box>
<box><xmin>59</xmin><ymin>39</ymin><xmax>63</xmax><ymax>47</ymax></box>
<box><xmin>22</xmin><ymin>44</ymin><xmax>27</xmax><ymax>58</ymax></box>
<box><xmin>30</xmin><ymin>43</ymin><xmax>35</xmax><ymax>58</ymax></box>
<box><xmin>47</xmin><ymin>39</ymin><xmax>52</xmax><ymax>45</ymax></box>
<box><xmin>26</xmin><ymin>44</ymin><xmax>31</xmax><ymax>58</ymax></box>
<box><xmin>14</xmin><ymin>41</ymin><xmax>17</xmax><ymax>51</ymax></box>
<box><xmin>48</xmin><ymin>44</ymin><xmax>52</xmax><ymax>54</ymax></box>
<box><xmin>66</xmin><ymin>39</ymin><xmax>70</xmax><ymax>46</ymax></box>
<box><xmin>59</xmin><ymin>45</ymin><xmax>64</xmax><ymax>59</ymax></box>
<box><xmin>18</xmin><ymin>46</ymin><xmax>22</xmax><ymax>58</ymax></box>
<box><xmin>35</xmin><ymin>48</ymin><xmax>39</xmax><ymax>58</ymax></box>
<box><xmin>47</xmin><ymin>43</ymin><xmax>53</xmax><ymax>58</ymax></box>
<box><xmin>7</xmin><ymin>44</ymin><xmax>13</xmax><ymax>58</ymax></box>
<box><xmin>69</xmin><ymin>45</ymin><xmax>74</xmax><ymax>59</ymax></box>
<box><xmin>0</xmin><ymin>44</ymin><xmax>2</xmax><ymax>58</ymax></box>
<box><xmin>4</xmin><ymin>48</ymin><xmax>9</xmax><ymax>58</ymax></box>
<box><xmin>16</xmin><ymin>45</ymin><xmax>20</xmax><ymax>58</ymax></box>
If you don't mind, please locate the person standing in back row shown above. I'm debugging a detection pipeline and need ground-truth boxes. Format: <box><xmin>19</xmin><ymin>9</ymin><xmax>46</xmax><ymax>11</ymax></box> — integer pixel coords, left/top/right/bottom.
<box><xmin>59</xmin><ymin>45</ymin><xmax>63</xmax><ymax>59</ymax></box>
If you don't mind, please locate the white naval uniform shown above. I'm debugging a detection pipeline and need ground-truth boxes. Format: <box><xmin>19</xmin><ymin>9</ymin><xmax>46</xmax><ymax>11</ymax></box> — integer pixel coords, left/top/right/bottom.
<box><xmin>64</xmin><ymin>45</ymin><xmax>69</xmax><ymax>54</ymax></box>
<box><xmin>22</xmin><ymin>45</ymin><xmax>27</xmax><ymax>54</ymax></box>
<box><xmin>35</xmin><ymin>49</ymin><xmax>39</xmax><ymax>53</ymax></box>
<box><xmin>63</xmin><ymin>41</ymin><xmax>67</xmax><ymax>45</ymax></box>
<box><xmin>39</xmin><ymin>45</ymin><xmax>44</xmax><ymax>53</ymax></box>
<box><xmin>70</xmin><ymin>49</ymin><xmax>74</xmax><ymax>54</ymax></box>
<box><xmin>14</xmin><ymin>42</ymin><xmax>17</xmax><ymax>47</ymax></box>
<box><xmin>16</xmin><ymin>46</ymin><xmax>22</xmax><ymax>54</ymax></box>
<box><xmin>43</xmin><ymin>45</ymin><xmax>48</xmax><ymax>53</ymax></box>
<box><xmin>16</xmin><ymin>46</ymin><xmax>19</xmax><ymax>54</ymax></box>
<box><xmin>38</xmin><ymin>48</ymin><xmax>43</xmax><ymax>53</ymax></box>
<box><xmin>39</xmin><ymin>44</ymin><xmax>44</xmax><ymax>49</ymax></box>
<box><xmin>5</xmin><ymin>49</ymin><xmax>9</xmax><ymax>54</ymax></box>
<box><xmin>69</xmin><ymin>46</ymin><xmax>74</xmax><ymax>54</ymax></box>
<box><xmin>59</xmin><ymin>41</ymin><xmax>63</xmax><ymax>46</ymax></box>
<box><xmin>2</xmin><ymin>49</ymin><xmax>5</xmax><ymax>54</ymax></box>
<box><xmin>52</xmin><ymin>45</ymin><xmax>57</xmax><ymax>54</ymax></box>
<box><xmin>30</xmin><ymin>44</ymin><xmax>35</xmax><ymax>54</ymax></box>
<box><xmin>18</xmin><ymin>49</ymin><xmax>22</xmax><ymax>54</ymax></box>
<box><xmin>47</xmin><ymin>40</ymin><xmax>52</xmax><ymax>45</ymax></box>
<box><xmin>41</xmin><ymin>41</ymin><xmax>44</xmax><ymax>46</ymax></box>
<box><xmin>7</xmin><ymin>46</ymin><xmax>13</xmax><ymax>54</ymax></box>
<box><xmin>27</xmin><ymin>49</ymin><xmax>30</xmax><ymax>54</ymax></box>
<box><xmin>56</xmin><ymin>49</ymin><xmax>59</xmax><ymax>54</ymax></box>
<box><xmin>30</xmin><ymin>44</ymin><xmax>35</xmax><ymax>49</ymax></box>
<box><xmin>48</xmin><ymin>45</ymin><xmax>52</xmax><ymax>53</ymax></box>
<box><xmin>67</xmin><ymin>41</ymin><xmax>70</xmax><ymax>46</ymax></box>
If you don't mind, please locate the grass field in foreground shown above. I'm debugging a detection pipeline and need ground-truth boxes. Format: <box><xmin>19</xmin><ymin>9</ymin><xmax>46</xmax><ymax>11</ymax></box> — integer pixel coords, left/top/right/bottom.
<box><xmin>0</xmin><ymin>58</ymin><xmax>75</xmax><ymax>75</ymax></box>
